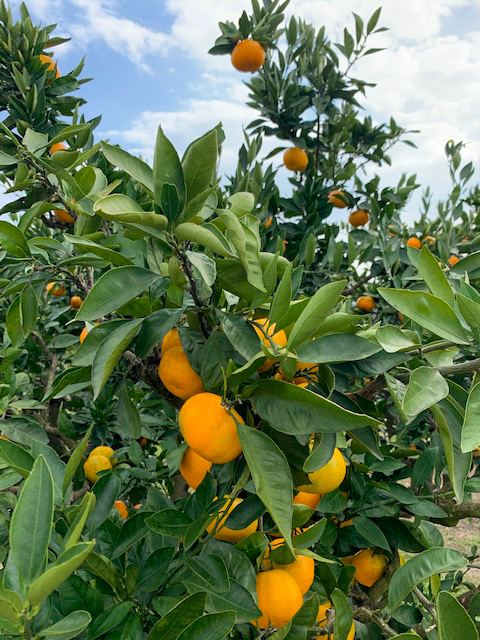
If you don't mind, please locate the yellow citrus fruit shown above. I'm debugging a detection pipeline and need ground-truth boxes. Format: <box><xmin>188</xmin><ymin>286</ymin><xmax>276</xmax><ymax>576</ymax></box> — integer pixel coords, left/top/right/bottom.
<box><xmin>348</xmin><ymin>210</ymin><xmax>369</xmax><ymax>226</ymax></box>
<box><xmin>231</xmin><ymin>39</ymin><xmax>265</xmax><ymax>72</ymax></box>
<box><xmin>252</xmin><ymin>317</ymin><xmax>288</xmax><ymax>372</ymax></box>
<box><xmin>179</xmin><ymin>392</ymin><xmax>243</xmax><ymax>463</ymax></box>
<box><xmin>284</xmin><ymin>148</ymin><xmax>309</xmax><ymax>172</ymax></box>
<box><xmin>293</xmin><ymin>491</ymin><xmax>322</xmax><ymax>509</ymax></box>
<box><xmin>328</xmin><ymin>189</ymin><xmax>348</xmax><ymax>208</ymax></box>
<box><xmin>50</xmin><ymin>142</ymin><xmax>67</xmax><ymax>154</ymax></box>
<box><xmin>339</xmin><ymin>519</ymin><xmax>353</xmax><ymax>529</ymax></box>
<box><xmin>39</xmin><ymin>53</ymin><xmax>60</xmax><ymax>78</ymax></box>
<box><xmin>79</xmin><ymin>322</ymin><xmax>98</xmax><ymax>344</ymax></box>
<box><xmin>162</xmin><ymin>328</ymin><xmax>182</xmax><ymax>354</ymax></box>
<box><xmin>406</xmin><ymin>237</ymin><xmax>421</xmax><ymax>249</ymax></box>
<box><xmin>253</xmin><ymin>569</ymin><xmax>304</xmax><ymax>629</ymax></box>
<box><xmin>70</xmin><ymin>296</ymin><xmax>83</xmax><ymax>309</ymax></box>
<box><xmin>293</xmin><ymin>361</ymin><xmax>318</xmax><ymax>385</ymax></box>
<box><xmin>158</xmin><ymin>345</ymin><xmax>205</xmax><ymax>399</ymax></box>
<box><xmin>448</xmin><ymin>255</ymin><xmax>459</xmax><ymax>267</ymax></box>
<box><xmin>54</xmin><ymin>209</ymin><xmax>74</xmax><ymax>224</ymax></box>
<box><xmin>206</xmin><ymin>497</ymin><xmax>258</xmax><ymax>543</ymax></box>
<box><xmin>46</xmin><ymin>282</ymin><xmax>66</xmax><ymax>297</ymax></box>
<box><xmin>83</xmin><ymin>455</ymin><xmax>112</xmax><ymax>483</ymax></box>
<box><xmin>297</xmin><ymin>448</ymin><xmax>346</xmax><ymax>494</ymax></box>
<box><xmin>89</xmin><ymin>445</ymin><xmax>117</xmax><ymax>466</ymax></box>
<box><xmin>356</xmin><ymin>295</ymin><xmax>376</xmax><ymax>312</ymax></box>
<box><xmin>180</xmin><ymin>447</ymin><xmax>212</xmax><ymax>489</ymax></box>
<box><xmin>343</xmin><ymin>548</ymin><xmax>388</xmax><ymax>587</ymax></box>
<box><xmin>265</xmin><ymin>217</ymin><xmax>273</xmax><ymax>229</ymax></box>
<box><xmin>134</xmin><ymin>504</ymin><xmax>142</xmax><ymax>509</ymax></box>
<box><xmin>272</xmin><ymin>551</ymin><xmax>314</xmax><ymax>595</ymax></box>
<box><xmin>114</xmin><ymin>500</ymin><xmax>128</xmax><ymax>519</ymax></box>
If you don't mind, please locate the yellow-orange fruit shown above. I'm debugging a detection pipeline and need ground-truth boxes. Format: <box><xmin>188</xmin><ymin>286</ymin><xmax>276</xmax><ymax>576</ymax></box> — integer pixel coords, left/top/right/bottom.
<box><xmin>50</xmin><ymin>142</ymin><xmax>67</xmax><ymax>154</ymax></box>
<box><xmin>70</xmin><ymin>296</ymin><xmax>83</xmax><ymax>309</ymax></box>
<box><xmin>448</xmin><ymin>255</ymin><xmax>459</xmax><ymax>267</ymax></box>
<box><xmin>39</xmin><ymin>54</ymin><xmax>60</xmax><ymax>78</ymax></box>
<box><xmin>54</xmin><ymin>209</ymin><xmax>74</xmax><ymax>224</ymax></box>
<box><xmin>89</xmin><ymin>445</ymin><xmax>117</xmax><ymax>466</ymax></box>
<box><xmin>328</xmin><ymin>189</ymin><xmax>348</xmax><ymax>208</ymax></box>
<box><xmin>252</xmin><ymin>569</ymin><xmax>304</xmax><ymax>629</ymax></box>
<box><xmin>356</xmin><ymin>295</ymin><xmax>376</xmax><ymax>312</ymax></box>
<box><xmin>161</xmin><ymin>328</ymin><xmax>182</xmax><ymax>354</ymax></box>
<box><xmin>158</xmin><ymin>345</ymin><xmax>205</xmax><ymax>400</ymax></box>
<box><xmin>406</xmin><ymin>237</ymin><xmax>421</xmax><ymax>249</ymax></box>
<box><xmin>265</xmin><ymin>217</ymin><xmax>273</xmax><ymax>229</ymax></box>
<box><xmin>342</xmin><ymin>548</ymin><xmax>388</xmax><ymax>587</ymax></box>
<box><xmin>252</xmin><ymin>317</ymin><xmax>288</xmax><ymax>372</ymax></box>
<box><xmin>231</xmin><ymin>39</ymin><xmax>266</xmax><ymax>72</ymax></box>
<box><xmin>348</xmin><ymin>210</ymin><xmax>369</xmax><ymax>226</ymax></box>
<box><xmin>79</xmin><ymin>322</ymin><xmax>99</xmax><ymax>344</ymax></box>
<box><xmin>46</xmin><ymin>282</ymin><xmax>66</xmax><ymax>296</ymax></box>
<box><xmin>180</xmin><ymin>447</ymin><xmax>212</xmax><ymax>489</ymax></box>
<box><xmin>284</xmin><ymin>148</ymin><xmax>309</xmax><ymax>172</ymax></box>
<box><xmin>293</xmin><ymin>491</ymin><xmax>322</xmax><ymax>509</ymax></box>
<box><xmin>83</xmin><ymin>454</ymin><xmax>112</xmax><ymax>484</ymax></box>
<box><xmin>424</xmin><ymin>235</ymin><xmax>436</xmax><ymax>245</ymax></box>
<box><xmin>272</xmin><ymin>552</ymin><xmax>315</xmax><ymax>595</ymax></box>
<box><xmin>179</xmin><ymin>392</ymin><xmax>243</xmax><ymax>463</ymax></box>
<box><xmin>114</xmin><ymin>500</ymin><xmax>128</xmax><ymax>519</ymax></box>
<box><xmin>138</xmin><ymin>437</ymin><xmax>148</xmax><ymax>448</ymax></box>
<box><xmin>206</xmin><ymin>497</ymin><xmax>258</xmax><ymax>543</ymax></box>
<box><xmin>297</xmin><ymin>448</ymin><xmax>346</xmax><ymax>494</ymax></box>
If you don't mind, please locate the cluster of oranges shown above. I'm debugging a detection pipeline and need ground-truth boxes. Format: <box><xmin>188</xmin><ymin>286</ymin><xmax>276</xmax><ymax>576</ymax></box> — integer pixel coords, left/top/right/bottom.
<box><xmin>46</xmin><ymin>282</ymin><xmax>83</xmax><ymax>309</ymax></box>
<box><xmin>156</xmin><ymin>324</ymin><xmax>388</xmax><ymax>633</ymax></box>
<box><xmin>83</xmin><ymin>445</ymin><xmax>117</xmax><ymax>483</ymax></box>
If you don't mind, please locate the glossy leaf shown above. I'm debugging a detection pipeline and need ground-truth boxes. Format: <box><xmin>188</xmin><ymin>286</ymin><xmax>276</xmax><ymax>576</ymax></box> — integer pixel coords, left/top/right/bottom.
<box><xmin>182</xmin><ymin>128</ymin><xmax>217</xmax><ymax>203</ymax></box>
<box><xmin>461</xmin><ymin>383</ymin><xmax>480</xmax><ymax>452</ymax></box>
<box><xmin>146</xmin><ymin>593</ymin><xmax>206</xmax><ymax>639</ymax></box>
<box><xmin>437</xmin><ymin>591</ymin><xmax>478</xmax><ymax>640</ymax></box>
<box><xmin>63</xmin><ymin>425</ymin><xmax>93</xmax><ymax>497</ymax></box>
<box><xmin>177</xmin><ymin>612</ymin><xmax>236</xmax><ymax>640</ymax></box>
<box><xmin>417</xmin><ymin>245</ymin><xmax>454</xmax><ymax>307</ymax></box>
<box><xmin>403</xmin><ymin>367</ymin><xmax>449</xmax><ymax>417</ymax></box>
<box><xmin>37</xmin><ymin>610</ymin><xmax>91</xmax><ymax>639</ymax></box>
<box><xmin>101</xmin><ymin>141</ymin><xmax>154</xmax><ymax>193</ymax></box>
<box><xmin>64</xmin><ymin>234</ymin><xmax>133</xmax><ymax>266</ymax></box>
<box><xmin>117</xmin><ymin>382</ymin><xmax>142</xmax><ymax>439</ymax></box>
<box><xmin>296</xmin><ymin>333</ymin><xmax>381</xmax><ymax>363</ymax></box>
<box><xmin>153</xmin><ymin>125</ymin><xmax>186</xmax><ymax>217</ymax></box>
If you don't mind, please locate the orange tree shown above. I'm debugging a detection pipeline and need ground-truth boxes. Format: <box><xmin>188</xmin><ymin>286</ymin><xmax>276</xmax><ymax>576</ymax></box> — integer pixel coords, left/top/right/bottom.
<box><xmin>0</xmin><ymin>1</ymin><xmax>479</xmax><ymax>638</ymax></box>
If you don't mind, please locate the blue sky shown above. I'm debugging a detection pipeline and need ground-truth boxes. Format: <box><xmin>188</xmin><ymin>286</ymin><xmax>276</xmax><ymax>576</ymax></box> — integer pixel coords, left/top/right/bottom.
<box><xmin>5</xmin><ymin>0</ymin><xmax>480</xmax><ymax>221</ymax></box>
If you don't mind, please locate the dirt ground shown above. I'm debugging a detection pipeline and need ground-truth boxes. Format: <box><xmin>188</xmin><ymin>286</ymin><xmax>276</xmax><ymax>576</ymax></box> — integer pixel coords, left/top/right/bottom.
<box><xmin>437</xmin><ymin>503</ymin><xmax>480</xmax><ymax>585</ymax></box>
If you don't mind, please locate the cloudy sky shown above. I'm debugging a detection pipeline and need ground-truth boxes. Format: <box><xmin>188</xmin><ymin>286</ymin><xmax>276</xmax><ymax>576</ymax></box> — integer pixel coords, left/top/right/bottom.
<box><xmin>6</xmin><ymin>0</ymin><xmax>480</xmax><ymax>220</ymax></box>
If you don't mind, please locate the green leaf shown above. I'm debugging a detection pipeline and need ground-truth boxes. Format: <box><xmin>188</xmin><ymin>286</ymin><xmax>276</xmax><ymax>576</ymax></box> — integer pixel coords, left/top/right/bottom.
<box><xmin>375</xmin><ymin>325</ymin><xmax>417</xmax><ymax>353</ymax></box>
<box><xmin>417</xmin><ymin>246</ymin><xmax>455</xmax><ymax>308</ymax></box>
<box><xmin>296</xmin><ymin>334</ymin><xmax>381</xmax><ymax>363</ymax></box>
<box><xmin>27</xmin><ymin>542</ymin><xmax>94</xmax><ymax>607</ymax></box>
<box><xmin>457</xmin><ymin>293</ymin><xmax>480</xmax><ymax>329</ymax></box>
<box><xmin>91</xmin><ymin>318</ymin><xmax>143</xmax><ymax>398</ymax></box>
<box><xmin>93</xmin><ymin>194</ymin><xmax>167</xmax><ymax>230</ymax></box>
<box><xmin>221</xmin><ymin>211</ymin><xmax>265</xmax><ymax>292</ymax></box>
<box><xmin>136</xmin><ymin>548</ymin><xmax>174</xmax><ymax>592</ymax></box>
<box><xmin>182</xmin><ymin>128</ymin><xmax>217</xmax><ymax>203</ymax></box>
<box><xmin>117</xmin><ymin>382</ymin><xmax>142</xmax><ymax>439</ymax></box>
<box><xmin>216</xmin><ymin>311</ymin><xmax>260</xmax><ymax>361</ymax></box>
<box><xmin>145</xmin><ymin>592</ymin><xmax>206</xmax><ymax>639</ymax></box>
<box><xmin>0</xmin><ymin>220</ymin><xmax>31</xmax><ymax>257</ymax></box>
<box><xmin>47</xmin><ymin>124</ymin><xmax>92</xmax><ymax>149</ymax></box>
<box><xmin>75</xmin><ymin>266</ymin><xmax>160</xmax><ymax>321</ymax></box>
<box><xmin>175</xmin><ymin>223</ymin><xmax>233</xmax><ymax>257</ymax></box>
<box><xmin>237</xmin><ymin>424</ymin><xmax>295</xmax><ymax>560</ymax></box>
<box><xmin>437</xmin><ymin>591</ymin><xmax>479</xmax><ymax>640</ymax></box>
<box><xmin>378</xmin><ymin>289</ymin><xmax>470</xmax><ymax>344</ymax></box>
<box><xmin>403</xmin><ymin>367</ymin><xmax>449</xmax><ymax>418</ymax></box>
<box><xmin>37</xmin><ymin>611</ymin><xmax>91</xmax><ymax>639</ymax></box>
<box><xmin>87</xmin><ymin>474</ymin><xmax>121</xmax><ymax>533</ymax></box>
<box><xmin>62</xmin><ymin>425</ymin><xmax>93</xmax><ymax>498</ymax></box>
<box><xmin>10</xmin><ymin>455</ymin><xmax>53</xmax><ymax>587</ymax></box>
<box><xmin>186</xmin><ymin>251</ymin><xmax>217</xmax><ymax>286</ymax></box>
<box><xmin>187</xmin><ymin>555</ymin><xmax>230</xmax><ymax>593</ymax></box>
<box><xmin>101</xmin><ymin>141</ymin><xmax>154</xmax><ymax>193</ymax></box>
<box><xmin>146</xmin><ymin>509</ymin><xmax>193</xmax><ymax>538</ymax></box>
<box><xmin>177</xmin><ymin>612</ymin><xmax>236</xmax><ymax>640</ymax></box>
<box><xmin>135</xmin><ymin>308</ymin><xmax>183</xmax><ymax>359</ymax></box>
<box><xmin>0</xmin><ymin>439</ymin><xmax>35</xmax><ymax>477</ymax></box>
<box><xmin>461</xmin><ymin>383</ymin><xmax>480</xmax><ymax>452</ymax></box>
<box><xmin>387</xmin><ymin>548</ymin><xmax>467</xmax><ymax>612</ymax></box>
<box><xmin>64</xmin><ymin>234</ymin><xmax>133</xmax><ymax>266</ymax></box>
<box><xmin>352</xmin><ymin>516</ymin><xmax>390</xmax><ymax>551</ymax></box>
<box><xmin>248</xmin><ymin>379</ymin><xmax>381</xmax><ymax>435</ymax></box>
<box><xmin>367</xmin><ymin>6</ymin><xmax>382</xmax><ymax>33</ymax></box>
<box><xmin>153</xmin><ymin>125</ymin><xmax>186</xmax><ymax>217</ymax></box>
<box><xmin>88</xmin><ymin>602</ymin><xmax>133</xmax><ymax>639</ymax></box>
<box><xmin>228</xmin><ymin>192</ymin><xmax>255</xmax><ymax>217</ymax></box>
<box><xmin>288</xmin><ymin>280</ymin><xmax>346</xmax><ymax>349</ymax></box>
<box><xmin>332</xmin><ymin>588</ymin><xmax>353</xmax><ymax>640</ymax></box>
<box><xmin>62</xmin><ymin>492</ymin><xmax>95</xmax><ymax>552</ymax></box>
<box><xmin>6</xmin><ymin>297</ymin><xmax>22</xmax><ymax>348</ymax></box>
<box><xmin>450</xmin><ymin>250</ymin><xmax>480</xmax><ymax>277</ymax></box>
<box><xmin>111</xmin><ymin>511</ymin><xmax>152</xmax><ymax>559</ymax></box>
<box><xmin>269</xmin><ymin>263</ymin><xmax>292</xmax><ymax>326</ymax></box>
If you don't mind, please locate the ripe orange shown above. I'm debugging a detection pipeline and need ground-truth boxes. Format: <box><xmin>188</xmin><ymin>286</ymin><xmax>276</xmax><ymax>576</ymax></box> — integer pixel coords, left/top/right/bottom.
<box><xmin>252</xmin><ymin>317</ymin><xmax>287</xmax><ymax>372</ymax></box>
<box><xmin>158</xmin><ymin>345</ymin><xmax>205</xmax><ymax>399</ymax></box>
<box><xmin>231</xmin><ymin>39</ymin><xmax>265</xmax><ymax>72</ymax></box>
<box><xmin>293</xmin><ymin>491</ymin><xmax>322</xmax><ymax>509</ymax></box>
<box><xmin>253</xmin><ymin>569</ymin><xmax>304</xmax><ymax>629</ymax></box>
<box><xmin>179</xmin><ymin>392</ymin><xmax>243</xmax><ymax>463</ymax></box>
<box><xmin>46</xmin><ymin>281</ymin><xmax>66</xmax><ymax>297</ymax></box>
<box><xmin>180</xmin><ymin>447</ymin><xmax>212</xmax><ymax>489</ymax></box>
<box><xmin>70</xmin><ymin>296</ymin><xmax>83</xmax><ymax>309</ymax></box>
<box><xmin>50</xmin><ymin>142</ymin><xmax>67</xmax><ymax>154</ymax></box>
<box><xmin>424</xmin><ymin>235</ymin><xmax>436</xmax><ymax>245</ymax></box>
<box><xmin>162</xmin><ymin>328</ymin><xmax>182</xmax><ymax>354</ymax></box>
<box><xmin>206</xmin><ymin>497</ymin><xmax>258</xmax><ymax>543</ymax></box>
<box><xmin>83</xmin><ymin>454</ymin><xmax>112</xmax><ymax>483</ymax></box>
<box><xmin>79</xmin><ymin>322</ymin><xmax>98</xmax><ymax>344</ymax></box>
<box><xmin>328</xmin><ymin>189</ymin><xmax>348</xmax><ymax>208</ymax></box>
<box><xmin>54</xmin><ymin>209</ymin><xmax>74</xmax><ymax>224</ymax></box>
<box><xmin>138</xmin><ymin>437</ymin><xmax>148</xmax><ymax>448</ymax></box>
<box><xmin>134</xmin><ymin>504</ymin><xmax>142</xmax><ymax>509</ymax></box>
<box><xmin>406</xmin><ymin>237</ymin><xmax>421</xmax><ymax>249</ymax></box>
<box><xmin>114</xmin><ymin>500</ymin><xmax>128</xmax><ymax>519</ymax></box>
<box><xmin>356</xmin><ymin>295</ymin><xmax>375</xmax><ymax>312</ymax></box>
<box><xmin>342</xmin><ymin>548</ymin><xmax>388</xmax><ymax>587</ymax></box>
<box><xmin>339</xmin><ymin>519</ymin><xmax>353</xmax><ymax>529</ymax></box>
<box><xmin>39</xmin><ymin>54</ymin><xmax>60</xmax><ymax>78</ymax></box>
<box><xmin>89</xmin><ymin>445</ymin><xmax>117</xmax><ymax>465</ymax></box>
<box><xmin>265</xmin><ymin>217</ymin><xmax>273</xmax><ymax>229</ymax></box>
<box><xmin>297</xmin><ymin>447</ymin><xmax>346</xmax><ymax>494</ymax></box>
<box><xmin>348</xmin><ymin>210</ymin><xmax>369</xmax><ymax>227</ymax></box>
<box><xmin>284</xmin><ymin>148</ymin><xmax>309</xmax><ymax>172</ymax></box>
<box><xmin>448</xmin><ymin>255</ymin><xmax>459</xmax><ymax>267</ymax></box>
<box><xmin>271</xmin><ymin>549</ymin><xmax>314</xmax><ymax>595</ymax></box>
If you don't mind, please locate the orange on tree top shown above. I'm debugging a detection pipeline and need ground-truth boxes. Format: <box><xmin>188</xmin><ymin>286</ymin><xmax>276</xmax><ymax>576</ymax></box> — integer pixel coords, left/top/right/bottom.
<box><xmin>231</xmin><ymin>39</ymin><xmax>265</xmax><ymax>72</ymax></box>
